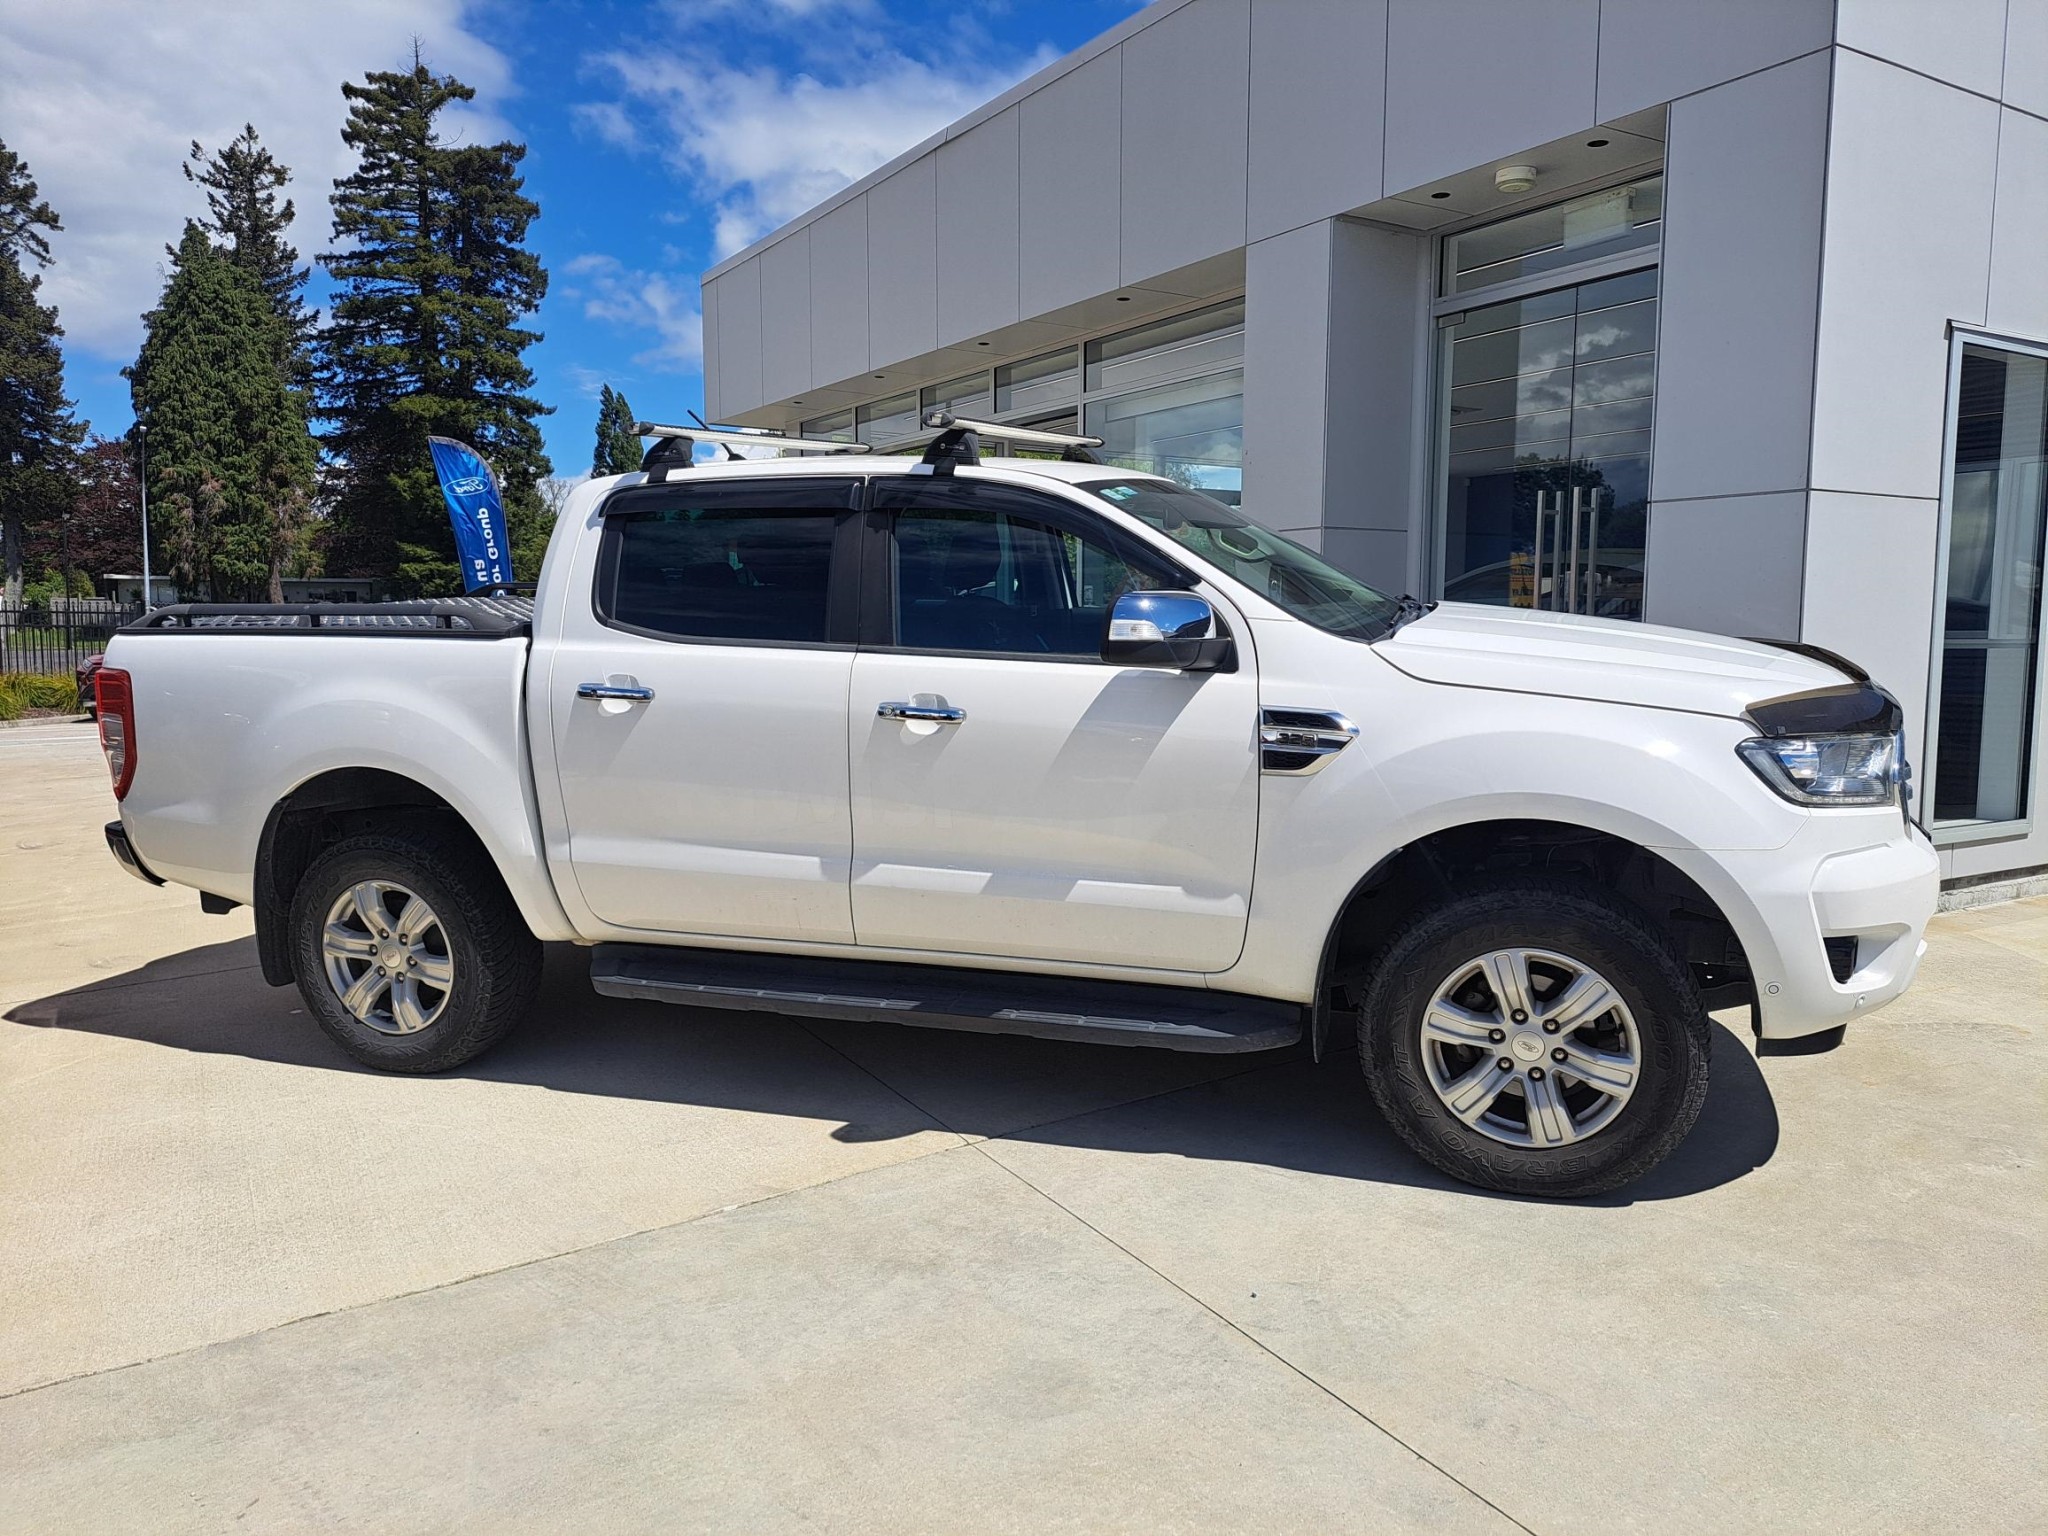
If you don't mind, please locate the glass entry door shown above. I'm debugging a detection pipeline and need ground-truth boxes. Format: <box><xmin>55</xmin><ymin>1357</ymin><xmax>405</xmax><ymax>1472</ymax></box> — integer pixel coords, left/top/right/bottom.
<box><xmin>1930</xmin><ymin>340</ymin><xmax>2048</xmax><ymax>832</ymax></box>
<box><xmin>1437</xmin><ymin>268</ymin><xmax>1657</xmax><ymax>619</ymax></box>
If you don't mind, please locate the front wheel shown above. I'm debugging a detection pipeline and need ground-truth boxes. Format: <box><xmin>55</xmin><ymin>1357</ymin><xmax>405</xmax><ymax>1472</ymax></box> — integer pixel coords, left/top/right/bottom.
<box><xmin>290</xmin><ymin>824</ymin><xmax>541</xmax><ymax>1073</ymax></box>
<box><xmin>1355</xmin><ymin>878</ymin><xmax>1711</xmax><ymax>1198</ymax></box>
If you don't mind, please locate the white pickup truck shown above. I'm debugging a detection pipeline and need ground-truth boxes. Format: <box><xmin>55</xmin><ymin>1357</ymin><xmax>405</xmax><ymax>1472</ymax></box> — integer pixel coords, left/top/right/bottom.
<box><xmin>96</xmin><ymin>419</ymin><xmax>1939</xmax><ymax>1197</ymax></box>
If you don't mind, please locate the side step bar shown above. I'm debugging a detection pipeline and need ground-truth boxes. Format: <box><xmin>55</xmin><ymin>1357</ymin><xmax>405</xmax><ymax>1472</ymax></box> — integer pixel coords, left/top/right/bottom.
<box><xmin>589</xmin><ymin>945</ymin><xmax>1303</xmax><ymax>1054</ymax></box>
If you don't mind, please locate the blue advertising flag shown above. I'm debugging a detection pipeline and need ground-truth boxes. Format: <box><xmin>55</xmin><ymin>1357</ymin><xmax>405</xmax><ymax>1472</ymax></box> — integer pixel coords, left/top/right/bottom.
<box><xmin>427</xmin><ymin>436</ymin><xmax>513</xmax><ymax>592</ymax></box>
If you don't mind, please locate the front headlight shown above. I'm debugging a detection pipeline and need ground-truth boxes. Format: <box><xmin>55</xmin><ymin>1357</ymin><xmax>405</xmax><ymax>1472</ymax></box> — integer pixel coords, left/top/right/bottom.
<box><xmin>1736</xmin><ymin>733</ymin><xmax>1901</xmax><ymax>806</ymax></box>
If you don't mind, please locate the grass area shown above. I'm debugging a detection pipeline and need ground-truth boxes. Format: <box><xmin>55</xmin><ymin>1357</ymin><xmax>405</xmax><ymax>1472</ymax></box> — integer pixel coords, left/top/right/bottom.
<box><xmin>0</xmin><ymin>673</ymin><xmax>81</xmax><ymax>721</ymax></box>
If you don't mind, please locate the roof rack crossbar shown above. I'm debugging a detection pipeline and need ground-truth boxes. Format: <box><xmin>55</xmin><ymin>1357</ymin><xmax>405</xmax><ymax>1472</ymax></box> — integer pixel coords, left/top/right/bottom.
<box><xmin>911</xmin><ymin>411</ymin><xmax>1107</xmax><ymax>476</ymax></box>
<box><xmin>632</xmin><ymin>419</ymin><xmax>871</xmax><ymax>481</ymax></box>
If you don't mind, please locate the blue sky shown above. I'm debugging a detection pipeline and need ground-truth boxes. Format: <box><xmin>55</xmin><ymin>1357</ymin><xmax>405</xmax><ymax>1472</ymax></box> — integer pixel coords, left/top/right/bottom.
<box><xmin>0</xmin><ymin>0</ymin><xmax>1143</xmax><ymax>477</ymax></box>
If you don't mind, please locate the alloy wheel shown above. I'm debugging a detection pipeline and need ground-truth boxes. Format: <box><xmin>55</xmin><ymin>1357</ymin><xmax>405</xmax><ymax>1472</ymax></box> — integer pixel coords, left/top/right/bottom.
<box><xmin>1419</xmin><ymin>946</ymin><xmax>1642</xmax><ymax>1148</ymax></box>
<box><xmin>320</xmin><ymin>880</ymin><xmax>455</xmax><ymax>1036</ymax></box>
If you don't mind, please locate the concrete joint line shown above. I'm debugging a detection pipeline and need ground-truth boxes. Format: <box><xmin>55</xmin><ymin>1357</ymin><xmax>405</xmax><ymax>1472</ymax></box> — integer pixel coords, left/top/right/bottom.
<box><xmin>0</xmin><ymin>1025</ymin><xmax>1266</xmax><ymax>1406</ymax></box>
<box><xmin>785</xmin><ymin>1021</ymin><xmax>1537</xmax><ymax>1527</ymax></box>
<box><xmin>0</xmin><ymin>1152</ymin><xmax>942</xmax><ymax>1407</ymax></box>
<box><xmin>970</xmin><ymin>1138</ymin><xmax>1540</xmax><ymax>1536</ymax></box>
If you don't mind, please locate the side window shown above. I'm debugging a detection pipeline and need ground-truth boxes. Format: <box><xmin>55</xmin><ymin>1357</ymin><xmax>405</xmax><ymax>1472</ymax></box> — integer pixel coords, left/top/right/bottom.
<box><xmin>596</xmin><ymin>479</ymin><xmax>858</xmax><ymax>644</ymax></box>
<box><xmin>874</xmin><ymin>478</ymin><xmax>1180</xmax><ymax>657</ymax></box>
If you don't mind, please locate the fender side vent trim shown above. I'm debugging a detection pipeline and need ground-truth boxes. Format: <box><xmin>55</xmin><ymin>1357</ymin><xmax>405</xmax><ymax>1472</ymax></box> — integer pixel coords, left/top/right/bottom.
<box><xmin>1259</xmin><ymin>708</ymin><xmax>1357</xmax><ymax>776</ymax></box>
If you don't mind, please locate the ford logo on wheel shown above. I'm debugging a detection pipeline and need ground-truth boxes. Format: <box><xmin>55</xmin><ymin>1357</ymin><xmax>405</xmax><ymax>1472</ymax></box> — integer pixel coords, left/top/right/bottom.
<box><xmin>445</xmin><ymin>476</ymin><xmax>491</xmax><ymax>496</ymax></box>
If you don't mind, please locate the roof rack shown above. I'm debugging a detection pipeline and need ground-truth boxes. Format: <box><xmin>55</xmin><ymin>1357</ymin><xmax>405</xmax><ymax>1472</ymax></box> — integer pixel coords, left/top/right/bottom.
<box><xmin>634</xmin><ymin>419</ymin><xmax>871</xmax><ymax>482</ymax></box>
<box><xmin>912</xmin><ymin>412</ymin><xmax>1105</xmax><ymax>477</ymax></box>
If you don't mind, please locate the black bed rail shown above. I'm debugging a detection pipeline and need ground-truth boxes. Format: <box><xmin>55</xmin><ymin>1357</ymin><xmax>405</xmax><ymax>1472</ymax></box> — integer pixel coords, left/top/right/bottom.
<box><xmin>123</xmin><ymin>595</ymin><xmax>533</xmax><ymax>638</ymax></box>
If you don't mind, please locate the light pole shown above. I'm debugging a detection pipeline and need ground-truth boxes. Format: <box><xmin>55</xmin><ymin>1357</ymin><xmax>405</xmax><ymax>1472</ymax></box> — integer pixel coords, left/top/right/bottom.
<box><xmin>137</xmin><ymin>424</ymin><xmax>152</xmax><ymax>611</ymax></box>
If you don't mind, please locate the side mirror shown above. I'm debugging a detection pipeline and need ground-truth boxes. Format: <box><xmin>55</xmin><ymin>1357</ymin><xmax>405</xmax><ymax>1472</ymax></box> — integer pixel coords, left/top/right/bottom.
<box><xmin>1101</xmin><ymin>590</ymin><xmax>1235</xmax><ymax>672</ymax></box>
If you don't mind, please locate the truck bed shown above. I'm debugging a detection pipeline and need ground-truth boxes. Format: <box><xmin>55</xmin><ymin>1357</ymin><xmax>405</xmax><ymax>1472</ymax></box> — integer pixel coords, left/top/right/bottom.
<box><xmin>102</xmin><ymin>602</ymin><xmax>562</xmax><ymax>934</ymax></box>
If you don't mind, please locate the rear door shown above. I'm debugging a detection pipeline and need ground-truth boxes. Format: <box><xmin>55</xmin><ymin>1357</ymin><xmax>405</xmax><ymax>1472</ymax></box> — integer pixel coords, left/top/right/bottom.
<box><xmin>545</xmin><ymin>476</ymin><xmax>862</xmax><ymax>941</ymax></box>
<box><xmin>847</xmin><ymin>475</ymin><xmax>1260</xmax><ymax>971</ymax></box>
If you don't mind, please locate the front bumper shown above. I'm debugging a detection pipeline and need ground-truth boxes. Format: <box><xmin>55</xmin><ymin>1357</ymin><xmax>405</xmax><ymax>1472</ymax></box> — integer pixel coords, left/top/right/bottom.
<box><xmin>1665</xmin><ymin>815</ymin><xmax>1940</xmax><ymax>1039</ymax></box>
<box><xmin>104</xmin><ymin>819</ymin><xmax>165</xmax><ymax>886</ymax></box>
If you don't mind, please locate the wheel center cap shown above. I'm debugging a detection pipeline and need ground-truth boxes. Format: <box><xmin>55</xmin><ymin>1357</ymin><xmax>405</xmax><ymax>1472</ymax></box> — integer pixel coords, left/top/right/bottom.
<box><xmin>379</xmin><ymin>942</ymin><xmax>405</xmax><ymax>971</ymax></box>
<box><xmin>1511</xmin><ymin>1033</ymin><xmax>1545</xmax><ymax>1063</ymax></box>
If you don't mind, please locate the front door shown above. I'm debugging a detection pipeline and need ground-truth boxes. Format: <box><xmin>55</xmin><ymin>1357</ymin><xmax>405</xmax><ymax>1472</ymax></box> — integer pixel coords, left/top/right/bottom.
<box><xmin>544</xmin><ymin>476</ymin><xmax>862</xmax><ymax>942</ymax></box>
<box><xmin>847</xmin><ymin>475</ymin><xmax>1260</xmax><ymax>972</ymax></box>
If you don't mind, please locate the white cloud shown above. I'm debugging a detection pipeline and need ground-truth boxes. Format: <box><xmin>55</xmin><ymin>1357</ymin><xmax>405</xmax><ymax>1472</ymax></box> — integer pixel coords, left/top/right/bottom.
<box><xmin>561</xmin><ymin>253</ymin><xmax>703</xmax><ymax>371</ymax></box>
<box><xmin>582</xmin><ymin>43</ymin><xmax>1054</xmax><ymax>260</ymax></box>
<box><xmin>561</xmin><ymin>363</ymin><xmax>613</xmax><ymax>400</ymax></box>
<box><xmin>0</xmin><ymin>0</ymin><xmax>513</xmax><ymax>362</ymax></box>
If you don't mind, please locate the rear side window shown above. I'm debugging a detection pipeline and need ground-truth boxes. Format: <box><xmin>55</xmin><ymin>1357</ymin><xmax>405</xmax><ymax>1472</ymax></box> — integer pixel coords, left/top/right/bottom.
<box><xmin>596</xmin><ymin>479</ymin><xmax>859</xmax><ymax>644</ymax></box>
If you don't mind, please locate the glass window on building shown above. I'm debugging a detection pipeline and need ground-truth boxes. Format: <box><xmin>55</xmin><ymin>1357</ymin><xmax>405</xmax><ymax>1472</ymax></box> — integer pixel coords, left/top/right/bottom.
<box><xmin>1434</xmin><ymin>175</ymin><xmax>1662</xmax><ymax>621</ymax></box>
<box><xmin>1085</xmin><ymin>300</ymin><xmax>1244</xmax><ymax>393</ymax></box>
<box><xmin>855</xmin><ymin>391</ymin><xmax>921</xmax><ymax>449</ymax></box>
<box><xmin>799</xmin><ymin>407</ymin><xmax>856</xmax><ymax>442</ymax></box>
<box><xmin>922</xmin><ymin>372</ymin><xmax>993</xmax><ymax>420</ymax></box>
<box><xmin>1443</xmin><ymin>175</ymin><xmax>1663</xmax><ymax>296</ymax></box>
<box><xmin>818</xmin><ymin>298</ymin><xmax>1245</xmax><ymax>500</ymax></box>
<box><xmin>1931</xmin><ymin>339</ymin><xmax>2048</xmax><ymax>833</ymax></box>
<box><xmin>1086</xmin><ymin>368</ymin><xmax>1244</xmax><ymax>504</ymax></box>
<box><xmin>994</xmin><ymin>348</ymin><xmax>1079</xmax><ymax>414</ymax></box>
<box><xmin>1080</xmin><ymin>301</ymin><xmax>1245</xmax><ymax>503</ymax></box>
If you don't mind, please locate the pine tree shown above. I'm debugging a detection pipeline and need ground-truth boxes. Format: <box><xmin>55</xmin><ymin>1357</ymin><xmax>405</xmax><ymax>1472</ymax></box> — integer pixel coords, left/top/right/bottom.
<box><xmin>127</xmin><ymin>223</ymin><xmax>317</xmax><ymax>601</ymax></box>
<box><xmin>0</xmin><ymin>139</ymin><xmax>81</xmax><ymax>604</ymax></box>
<box><xmin>183</xmin><ymin>124</ymin><xmax>314</xmax><ymax>393</ymax></box>
<box><xmin>0</xmin><ymin>141</ymin><xmax>60</xmax><ymax>267</ymax></box>
<box><xmin>591</xmin><ymin>384</ymin><xmax>644</xmax><ymax>475</ymax></box>
<box><xmin>317</xmin><ymin>56</ymin><xmax>553</xmax><ymax>594</ymax></box>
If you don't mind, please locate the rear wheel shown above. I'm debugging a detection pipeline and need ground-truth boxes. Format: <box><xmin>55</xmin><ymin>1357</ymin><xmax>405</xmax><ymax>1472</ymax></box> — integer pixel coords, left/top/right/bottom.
<box><xmin>290</xmin><ymin>824</ymin><xmax>540</xmax><ymax>1073</ymax></box>
<box><xmin>1354</xmin><ymin>878</ymin><xmax>1710</xmax><ymax>1198</ymax></box>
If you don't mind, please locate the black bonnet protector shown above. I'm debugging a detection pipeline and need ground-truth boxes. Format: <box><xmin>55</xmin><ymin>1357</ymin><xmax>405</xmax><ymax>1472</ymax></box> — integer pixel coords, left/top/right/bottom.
<box><xmin>1741</xmin><ymin>637</ymin><xmax>1900</xmax><ymax>737</ymax></box>
<box><xmin>1743</xmin><ymin>636</ymin><xmax>1868</xmax><ymax>682</ymax></box>
<box><xmin>1745</xmin><ymin>681</ymin><xmax>1902</xmax><ymax>738</ymax></box>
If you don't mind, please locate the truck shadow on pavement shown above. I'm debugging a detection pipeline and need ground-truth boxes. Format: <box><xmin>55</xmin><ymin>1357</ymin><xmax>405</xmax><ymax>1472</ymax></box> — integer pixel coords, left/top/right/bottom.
<box><xmin>7</xmin><ymin>937</ymin><xmax>1778</xmax><ymax>1205</ymax></box>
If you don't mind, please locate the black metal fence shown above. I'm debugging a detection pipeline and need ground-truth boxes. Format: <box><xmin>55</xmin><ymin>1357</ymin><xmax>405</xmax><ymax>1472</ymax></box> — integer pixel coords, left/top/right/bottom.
<box><xmin>0</xmin><ymin>600</ymin><xmax>146</xmax><ymax>676</ymax></box>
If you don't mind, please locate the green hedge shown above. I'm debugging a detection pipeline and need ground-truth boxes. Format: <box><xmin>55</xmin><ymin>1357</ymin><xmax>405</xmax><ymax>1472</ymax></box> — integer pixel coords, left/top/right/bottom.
<box><xmin>0</xmin><ymin>673</ymin><xmax>81</xmax><ymax>720</ymax></box>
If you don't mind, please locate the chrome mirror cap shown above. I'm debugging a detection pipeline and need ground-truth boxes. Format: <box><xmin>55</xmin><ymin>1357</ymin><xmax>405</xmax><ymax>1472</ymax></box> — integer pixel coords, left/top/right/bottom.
<box><xmin>1101</xmin><ymin>591</ymin><xmax>1234</xmax><ymax>672</ymax></box>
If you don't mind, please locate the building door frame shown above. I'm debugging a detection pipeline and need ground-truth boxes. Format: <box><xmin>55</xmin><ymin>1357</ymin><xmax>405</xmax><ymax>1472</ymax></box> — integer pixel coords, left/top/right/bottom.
<box><xmin>1424</xmin><ymin>171</ymin><xmax>1666</xmax><ymax>615</ymax></box>
<box><xmin>1922</xmin><ymin>325</ymin><xmax>2048</xmax><ymax>846</ymax></box>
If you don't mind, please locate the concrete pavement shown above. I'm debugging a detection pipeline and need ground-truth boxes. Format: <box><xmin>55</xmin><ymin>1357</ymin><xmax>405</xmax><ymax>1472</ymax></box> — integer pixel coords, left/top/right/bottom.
<box><xmin>2</xmin><ymin>723</ymin><xmax>2042</xmax><ymax>1533</ymax></box>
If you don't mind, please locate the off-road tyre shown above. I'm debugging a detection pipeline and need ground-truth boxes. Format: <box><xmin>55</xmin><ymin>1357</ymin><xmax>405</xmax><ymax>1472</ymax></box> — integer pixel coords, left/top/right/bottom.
<box><xmin>290</xmin><ymin>822</ymin><xmax>541</xmax><ymax>1073</ymax></box>
<box><xmin>1355</xmin><ymin>877</ymin><xmax>1711</xmax><ymax>1198</ymax></box>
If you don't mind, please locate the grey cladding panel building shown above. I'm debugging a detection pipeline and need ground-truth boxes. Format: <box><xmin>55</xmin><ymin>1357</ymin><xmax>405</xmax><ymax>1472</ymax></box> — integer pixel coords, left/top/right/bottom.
<box><xmin>701</xmin><ymin>0</ymin><xmax>2048</xmax><ymax>890</ymax></box>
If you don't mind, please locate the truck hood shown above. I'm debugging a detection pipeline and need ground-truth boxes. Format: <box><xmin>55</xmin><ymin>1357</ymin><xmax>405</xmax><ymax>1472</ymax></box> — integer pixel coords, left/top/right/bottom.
<box><xmin>1374</xmin><ymin>602</ymin><xmax>1852</xmax><ymax>720</ymax></box>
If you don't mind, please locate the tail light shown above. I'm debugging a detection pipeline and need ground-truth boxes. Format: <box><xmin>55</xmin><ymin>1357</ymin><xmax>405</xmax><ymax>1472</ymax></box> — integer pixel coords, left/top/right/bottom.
<box><xmin>95</xmin><ymin>667</ymin><xmax>137</xmax><ymax>799</ymax></box>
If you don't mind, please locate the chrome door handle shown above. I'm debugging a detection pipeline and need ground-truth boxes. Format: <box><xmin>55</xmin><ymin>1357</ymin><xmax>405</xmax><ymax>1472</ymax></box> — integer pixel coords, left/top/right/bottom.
<box><xmin>577</xmin><ymin>682</ymin><xmax>655</xmax><ymax>701</ymax></box>
<box><xmin>878</xmin><ymin>700</ymin><xmax>965</xmax><ymax>723</ymax></box>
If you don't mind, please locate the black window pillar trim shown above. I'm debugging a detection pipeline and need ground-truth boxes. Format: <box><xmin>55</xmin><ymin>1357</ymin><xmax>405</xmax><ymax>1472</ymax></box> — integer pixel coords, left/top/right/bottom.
<box><xmin>856</xmin><ymin>477</ymin><xmax>895</xmax><ymax>648</ymax></box>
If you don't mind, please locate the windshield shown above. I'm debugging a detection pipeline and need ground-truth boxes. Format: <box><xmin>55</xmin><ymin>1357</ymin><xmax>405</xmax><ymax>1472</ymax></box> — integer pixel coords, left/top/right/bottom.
<box><xmin>1080</xmin><ymin>478</ymin><xmax>1403</xmax><ymax>641</ymax></box>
